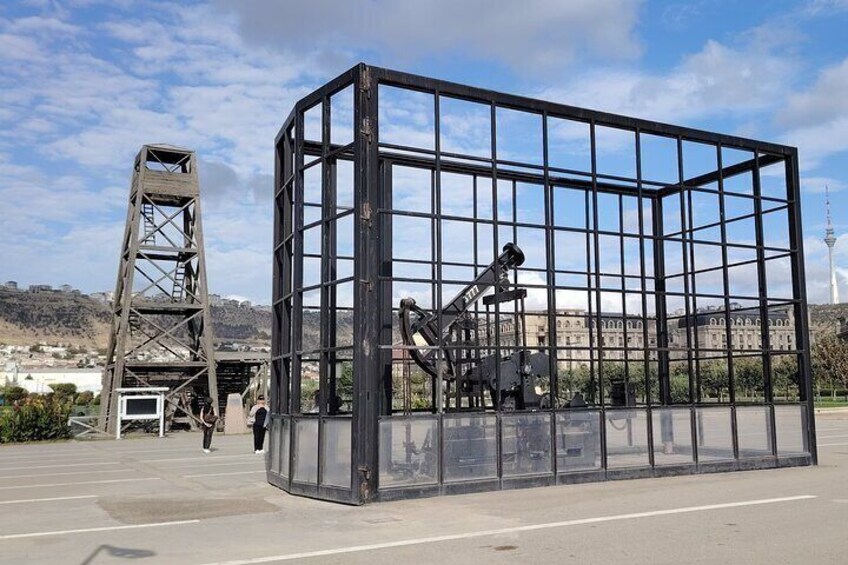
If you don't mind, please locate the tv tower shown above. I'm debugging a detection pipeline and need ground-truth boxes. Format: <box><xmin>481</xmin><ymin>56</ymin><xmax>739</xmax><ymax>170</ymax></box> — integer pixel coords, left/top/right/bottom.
<box><xmin>825</xmin><ymin>186</ymin><xmax>840</xmax><ymax>304</ymax></box>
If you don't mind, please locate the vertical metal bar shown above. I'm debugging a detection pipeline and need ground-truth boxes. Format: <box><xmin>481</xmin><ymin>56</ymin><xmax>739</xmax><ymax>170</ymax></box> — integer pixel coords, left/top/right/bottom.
<box><xmin>676</xmin><ymin>137</ymin><xmax>695</xmax><ymax>407</ymax></box>
<box><xmin>289</xmin><ymin>110</ymin><xmax>306</xmax><ymax>493</ymax></box>
<box><xmin>589</xmin><ymin>121</ymin><xmax>607</xmax><ymax>471</ymax></box>
<box><xmin>490</xmin><ymin>101</ymin><xmax>503</xmax><ymax>485</ymax></box>
<box><xmin>473</xmin><ymin>174</ymin><xmax>485</xmax><ymax>410</ymax></box>
<box><xmin>635</xmin><ymin>129</ymin><xmax>655</xmax><ymax>468</ymax></box>
<box><xmin>678</xmin><ymin>137</ymin><xmax>700</xmax><ymax>465</ymax></box>
<box><xmin>351</xmin><ymin>64</ymin><xmax>381</xmax><ymax>502</ymax></box>
<box><xmin>652</xmin><ymin>197</ymin><xmax>670</xmax><ymax>405</ymax></box>
<box><xmin>434</xmin><ymin>92</ymin><xmax>444</xmax><ymax>414</ymax></box>
<box><xmin>636</xmin><ymin>140</ymin><xmax>650</xmax><ymax>412</ymax></box>
<box><xmin>327</xmin><ymin>162</ymin><xmax>340</xmax><ymax>412</ymax></box>
<box><xmin>291</xmin><ymin>111</ymin><xmax>305</xmax><ymax>416</ymax></box>
<box><xmin>380</xmin><ymin>163</ymin><xmax>394</xmax><ymax>415</ymax></box>
<box><xmin>716</xmin><ymin>144</ymin><xmax>740</xmax><ymax>460</ymax></box>
<box><xmin>489</xmin><ymin>102</ymin><xmax>501</xmax><ymax>405</ymax></box>
<box><xmin>785</xmin><ymin>150</ymin><xmax>817</xmax><ymax>464</ymax></box>
<box><xmin>316</xmin><ymin>96</ymin><xmax>331</xmax><ymax>487</ymax></box>
<box><xmin>585</xmin><ymin>188</ymin><xmax>597</xmax><ymax>405</ymax></box>
<box><xmin>619</xmin><ymin>193</ymin><xmax>628</xmax><ymax>383</ymax></box>
<box><xmin>542</xmin><ymin>112</ymin><xmax>558</xmax><ymax>474</ymax></box>
<box><xmin>273</xmin><ymin>140</ymin><xmax>285</xmax><ymax>416</ymax></box>
<box><xmin>751</xmin><ymin>151</ymin><xmax>777</xmax><ymax>456</ymax></box>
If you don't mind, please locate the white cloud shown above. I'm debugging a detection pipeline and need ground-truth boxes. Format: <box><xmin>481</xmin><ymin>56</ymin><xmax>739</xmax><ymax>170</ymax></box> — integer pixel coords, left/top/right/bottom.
<box><xmin>1</xmin><ymin>0</ymin><xmax>845</xmax><ymax>311</ymax></box>
<box><xmin>778</xmin><ymin>58</ymin><xmax>848</xmax><ymax>168</ymax></box>
<box><xmin>540</xmin><ymin>37</ymin><xmax>797</xmax><ymax>126</ymax></box>
<box><xmin>216</xmin><ymin>0</ymin><xmax>643</xmax><ymax>72</ymax></box>
<box><xmin>0</xmin><ymin>2</ymin><xmax>319</xmax><ymax>303</ymax></box>
<box><xmin>800</xmin><ymin>177</ymin><xmax>847</xmax><ymax>194</ymax></box>
<box><xmin>805</xmin><ymin>0</ymin><xmax>848</xmax><ymax>15</ymax></box>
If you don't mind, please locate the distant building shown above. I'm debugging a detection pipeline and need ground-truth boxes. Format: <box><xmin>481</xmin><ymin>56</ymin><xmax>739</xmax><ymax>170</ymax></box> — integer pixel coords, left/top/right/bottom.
<box><xmin>60</xmin><ymin>284</ymin><xmax>73</xmax><ymax>293</ymax></box>
<box><xmin>5</xmin><ymin>367</ymin><xmax>102</xmax><ymax>394</ymax></box>
<box><xmin>28</xmin><ymin>284</ymin><xmax>52</xmax><ymax>293</ymax></box>
<box><xmin>209</xmin><ymin>293</ymin><xmax>223</xmax><ymax>305</ymax></box>
<box><xmin>495</xmin><ymin>305</ymin><xmax>795</xmax><ymax>371</ymax></box>
<box><xmin>674</xmin><ymin>308</ymin><xmax>796</xmax><ymax>352</ymax></box>
<box><xmin>497</xmin><ymin>309</ymin><xmax>658</xmax><ymax>371</ymax></box>
<box><xmin>1</xmin><ymin>362</ymin><xmax>20</xmax><ymax>385</ymax></box>
<box><xmin>3</xmin><ymin>281</ymin><xmax>18</xmax><ymax>290</ymax></box>
<box><xmin>90</xmin><ymin>291</ymin><xmax>114</xmax><ymax>303</ymax></box>
<box><xmin>240</xmin><ymin>300</ymin><xmax>252</xmax><ymax>308</ymax></box>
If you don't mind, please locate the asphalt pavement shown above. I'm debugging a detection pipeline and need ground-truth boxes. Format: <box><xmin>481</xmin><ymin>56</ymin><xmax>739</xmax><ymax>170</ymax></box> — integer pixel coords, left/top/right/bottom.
<box><xmin>1</xmin><ymin>412</ymin><xmax>847</xmax><ymax>564</ymax></box>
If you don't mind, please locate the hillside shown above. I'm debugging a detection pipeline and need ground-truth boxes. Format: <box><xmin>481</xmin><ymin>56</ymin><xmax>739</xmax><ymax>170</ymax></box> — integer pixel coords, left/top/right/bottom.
<box><xmin>0</xmin><ymin>289</ymin><xmax>277</xmax><ymax>349</ymax></box>
<box><xmin>0</xmin><ymin>287</ymin><xmax>840</xmax><ymax>350</ymax></box>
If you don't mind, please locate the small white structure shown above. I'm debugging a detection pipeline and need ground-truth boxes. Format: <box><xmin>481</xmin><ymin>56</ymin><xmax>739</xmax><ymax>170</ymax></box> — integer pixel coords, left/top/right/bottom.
<box><xmin>115</xmin><ymin>387</ymin><xmax>168</xmax><ymax>439</ymax></box>
<box><xmin>11</xmin><ymin>368</ymin><xmax>102</xmax><ymax>393</ymax></box>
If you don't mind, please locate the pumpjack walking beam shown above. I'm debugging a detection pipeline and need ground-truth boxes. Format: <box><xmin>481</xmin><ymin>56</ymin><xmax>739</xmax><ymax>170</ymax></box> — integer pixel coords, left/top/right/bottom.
<box><xmin>100</xmin><ymin>144</ymin><xmax>218</xmax><ymax>434</ymax></box>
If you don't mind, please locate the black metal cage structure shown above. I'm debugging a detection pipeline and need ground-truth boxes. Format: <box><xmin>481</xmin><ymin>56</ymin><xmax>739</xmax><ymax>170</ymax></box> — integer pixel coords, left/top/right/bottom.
<box><xmin>270</xmin><ymin>64</ymin><xmax>816</xmax><ymax>504</ymax></box>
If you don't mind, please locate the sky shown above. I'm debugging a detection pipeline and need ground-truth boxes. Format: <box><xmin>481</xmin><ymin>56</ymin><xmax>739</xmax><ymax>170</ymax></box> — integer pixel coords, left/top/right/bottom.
<box><xmin>1</xmin><ymin>0</ymin><xmax>847</xmax><ymax>305</ymax></box>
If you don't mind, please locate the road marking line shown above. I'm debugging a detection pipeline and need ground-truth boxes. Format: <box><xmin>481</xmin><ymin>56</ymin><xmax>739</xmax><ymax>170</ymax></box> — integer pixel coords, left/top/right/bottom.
<box><xmin>0</xmin><ymin>453</ymin><xmax>93</xmax><ymax>461</ymax></box>
<box><xmin>0</xmin><ymin>519</ymin><xmax>200</xmax><ymax>541</ymax></box>
<box><xmin>0</xmin><ymin>469</ymin><xmax>129</xmax><ymax>480</ymax></box>
<box><xmin>113</xmin><ymin>448</ymin><xmax>199</xmax><ymax>454</ymax></box>
<box><xmin>0</xmin><ymin>495</ymin><xmax>97</xmax><ymax>505</ymax></box>
<box><xmin>146</xmin><ymin>455</ymin><xmax>256</xmax><ymax>463</ymax></box>
<box><xmin>0</xmin><ymin>478</ymin><xmax>161</xmax><ymax>491</ymax></box>
<box><xmin>198</xmin><ymin>495</ymin><xmax>818</xmax><ymax>565</ymax></box>
<box><xmin>0</xmin><ymin>462</ymin><xmax>122</xmax><ymax>472</ymax></box>
<box><xmin>818</xmin><ymin>442</ymin><xmax>848</xmax><ymax>447</ymax></box>
<box><xmin>184</xmin><ymin>470</ymin><xmax>265</xmax><ymax>478</ymax></box>
<box><xmin>168</xmin><ymin>461</ymin><xmax>262</xmax><ymax>469</ymax></box>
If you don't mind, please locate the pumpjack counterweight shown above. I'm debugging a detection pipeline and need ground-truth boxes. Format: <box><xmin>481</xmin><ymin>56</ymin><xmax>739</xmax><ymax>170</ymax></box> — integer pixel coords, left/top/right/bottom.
<box><xmin>99</xmin><ymin>144</ymin><xmax>218</xmax><ymax>434</ymax></box>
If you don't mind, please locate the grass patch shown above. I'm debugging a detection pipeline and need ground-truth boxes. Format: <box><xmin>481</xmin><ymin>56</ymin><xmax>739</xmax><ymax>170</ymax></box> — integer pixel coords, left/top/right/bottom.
<box><xmin>814</xmin><ymin>399</ymin><xmax>848</xmax><ymax>408</ymax></box>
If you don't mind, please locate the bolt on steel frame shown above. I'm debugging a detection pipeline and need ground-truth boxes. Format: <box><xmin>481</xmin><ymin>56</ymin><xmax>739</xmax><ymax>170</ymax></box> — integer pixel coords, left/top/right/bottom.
<box><xmin>270</xmin><ymin>64</ymin><xmax>816</xmax><ymax>504</ymax></box>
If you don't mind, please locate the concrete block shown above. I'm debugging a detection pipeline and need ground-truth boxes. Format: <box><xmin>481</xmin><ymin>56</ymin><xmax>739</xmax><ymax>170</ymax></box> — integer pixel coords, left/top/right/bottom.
<box><xmin>224</xmin><ymin>393</ymin><xmax>248</xmax><ymax>435</ymax></box>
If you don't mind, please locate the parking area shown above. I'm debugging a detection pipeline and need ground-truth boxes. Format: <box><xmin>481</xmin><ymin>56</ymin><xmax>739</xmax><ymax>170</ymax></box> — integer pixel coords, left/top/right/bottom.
<box><xmin>1</xmin><ymin>412</ymin><xmax>847</xmax><ymax>564</ymax></box>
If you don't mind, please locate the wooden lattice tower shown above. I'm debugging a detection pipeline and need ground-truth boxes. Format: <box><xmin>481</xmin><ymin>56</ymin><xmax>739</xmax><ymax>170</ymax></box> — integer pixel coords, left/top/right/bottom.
<box><xmin>100</xmin><ymin>144</ymin><xmax>217</xmax><ymax>433</ymax></box>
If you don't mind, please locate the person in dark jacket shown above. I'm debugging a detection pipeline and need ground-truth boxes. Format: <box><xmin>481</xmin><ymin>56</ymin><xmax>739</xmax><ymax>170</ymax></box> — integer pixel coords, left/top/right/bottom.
<box><xmin>199</xmin><ymin>396</ymin><xmax>217</xmax><ymax>453</ymax></box>
<box><xmin>247</xmin><ymin>395</ymin><xmax>268</xmax><ymax>454</ymax></box>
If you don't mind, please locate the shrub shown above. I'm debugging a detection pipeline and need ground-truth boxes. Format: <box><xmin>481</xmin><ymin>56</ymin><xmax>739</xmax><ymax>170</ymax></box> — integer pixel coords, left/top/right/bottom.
<box><xmin>76</xmin><ymin>391</ymin><xmax>94</xmax><ymax>405</ymax></box>
<box><xmin>50</xmin><ymin>383</ymin><xmax>78</xmax><ymax>404</ymax></box>
<box><xmin>1</xmin><ymin>386</ymin><xmax>28</xmax><ymax>404</ymax></box>
<box><xmin>0</xmin><ymin>396</ymin><xmax>72</xmax><ymax>443</ymax></box>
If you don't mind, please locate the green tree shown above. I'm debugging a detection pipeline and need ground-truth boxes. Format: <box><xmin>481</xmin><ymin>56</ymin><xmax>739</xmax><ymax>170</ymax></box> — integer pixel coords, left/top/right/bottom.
<box><xmin>50</xmin><ymin>383</ymin><xmax>78</xmax><ymax>404</ymax></box>
<box><xmin>812</xmin><ymin>334</ymin><xmax>848</xmax><ymax>400</ymax></box>
<box><xmin>734</xmin><ymin>358</ymin><xmax>764</xmax><ymax>401</ymax></box>
<box><xmin>699</xmin><ymin>361</ymin><xmax>728</xmax><ymax>402</ymax></box>
<box><xmin>338</xmin><ymin>362</ymin><xmax>353</xmax><ymax>401</ymax></box>
<box><xmin>771</xmin><ymin>357</ymin><xmax>800</xmax><ymax>401</ymax></box>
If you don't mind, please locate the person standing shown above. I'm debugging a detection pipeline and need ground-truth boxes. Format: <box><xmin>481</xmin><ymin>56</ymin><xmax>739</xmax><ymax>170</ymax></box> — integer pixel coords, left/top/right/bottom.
<box><xmin>199</xmin><ymin>396</ymin><xmax>217</xmax><ymax>453</ymax></box>
<box><xmin>248</xmin><ymin>395</ymin><xmax>268</xmax><ymax>454</ymax></box>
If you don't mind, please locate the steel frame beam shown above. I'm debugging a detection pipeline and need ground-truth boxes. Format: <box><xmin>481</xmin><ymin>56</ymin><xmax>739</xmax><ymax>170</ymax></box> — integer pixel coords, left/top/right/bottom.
<box><xmin>270</xmin><ymin>64</ymin><xmax>816</xmax><ymax>505</ymax></box>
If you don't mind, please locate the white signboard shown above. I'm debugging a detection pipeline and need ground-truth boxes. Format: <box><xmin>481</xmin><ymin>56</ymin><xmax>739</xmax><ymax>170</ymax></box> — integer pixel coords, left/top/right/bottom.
<box><xmin>116</xmin><ymin>387</ymin><xmax>168</xmax><ymax>439</ymax></box>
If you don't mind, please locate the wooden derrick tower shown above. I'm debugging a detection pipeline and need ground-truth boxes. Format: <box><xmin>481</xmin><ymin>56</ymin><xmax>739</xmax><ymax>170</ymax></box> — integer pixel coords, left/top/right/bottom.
<box><xmin>100</xmin><ymin>144</ymin><xmax>217</xmax><ymax>433</ymax></box>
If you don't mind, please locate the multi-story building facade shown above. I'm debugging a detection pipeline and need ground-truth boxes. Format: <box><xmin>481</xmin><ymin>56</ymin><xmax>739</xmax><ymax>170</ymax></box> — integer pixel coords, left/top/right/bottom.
<box><xmin>497</xmin><ymin>305</ymin><xmax>794</xmax><ymax>370</ymax></box>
